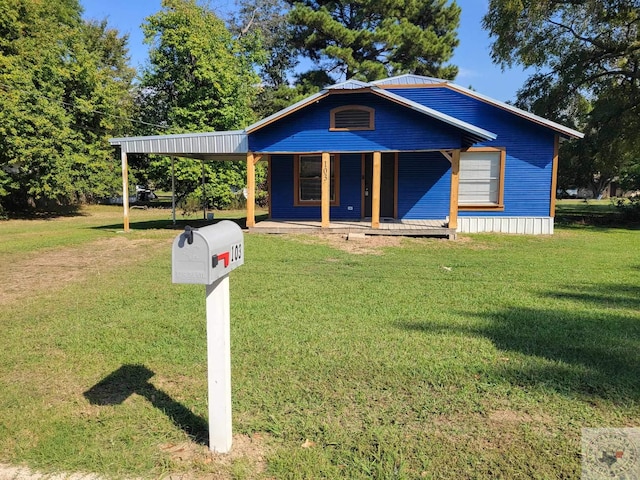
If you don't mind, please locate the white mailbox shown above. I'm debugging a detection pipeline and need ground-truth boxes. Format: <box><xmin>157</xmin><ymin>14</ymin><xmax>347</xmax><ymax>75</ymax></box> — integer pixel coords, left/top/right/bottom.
<box><xmin>171</xmin><ymin>220</ymin><xmax>245</xmax><ymax>454</ymax></box>
<box><xmin>172</xmin><ymin>221</ymin><xmax>244</xmax><ymax>285</ymax></box>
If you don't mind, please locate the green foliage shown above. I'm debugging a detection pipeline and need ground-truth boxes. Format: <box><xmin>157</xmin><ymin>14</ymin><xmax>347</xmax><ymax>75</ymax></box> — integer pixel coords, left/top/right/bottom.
<box><xmin>139</xmin><ymin>0</ymin><xmax>259</xmax><ymax>133</ymax></box>
<box><xmin>230</xmin><ymin>0</ymin><xmax>296</xmax><ymax>88</ymax></box>
<box><xmin>614</xmin><ymin>195</ymin><xmax>640</xmax><ymax>222</ymax></box>
<box><xmin>619</xmin><ymin>162</ymin><xmax>640</xmax><ymax>193</ymax></box>
<box><xmin>287</xmin><ymin>0</ymin><xmax>460</xmax><ymax>82</ymax></box>
<box><xmin>253</xmin><ymin>82</ymin><xmax>318</xmax><ymax>118</ymax></box>
<box><xmin>0</xmin><ymin>0</ymin><xmax>135</xmax><ymax>212</ymax></box>
<box><xmin>137</xmin><ymin>0</ymin><xmax>263</xmax><ymax>210</ymax></box>
<box><xmin>483</xmin><ymin>0</ymin><xmax>640</xmax><ymax>197</ymax></box>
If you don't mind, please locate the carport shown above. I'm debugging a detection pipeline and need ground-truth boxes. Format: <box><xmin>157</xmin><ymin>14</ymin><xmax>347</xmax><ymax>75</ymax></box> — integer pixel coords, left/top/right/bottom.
<box><xmin>109</xmin><ymin>131</ymin><xmax>261</xmax><ymax>232</ymax></box>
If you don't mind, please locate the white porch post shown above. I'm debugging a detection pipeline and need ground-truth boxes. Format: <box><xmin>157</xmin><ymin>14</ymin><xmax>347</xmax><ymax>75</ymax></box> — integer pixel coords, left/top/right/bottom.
<box><xmin>121</xmin><ymin>149</ymin><xmax>130</xmax><ymax>233</ymax></box>
<box><xmin>171</xmin><ymin>157</ymin><xmax>176</xmax><ymax>225</ymax></box>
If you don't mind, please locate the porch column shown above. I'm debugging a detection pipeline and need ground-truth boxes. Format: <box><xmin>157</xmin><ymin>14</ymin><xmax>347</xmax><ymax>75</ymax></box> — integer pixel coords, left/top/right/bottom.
<box><xmin>121</xmin><ymin>149</ymin><xmax>130</xmax><ymax>233</ymax></box>
<box><xmin>321</xmin><ymin>152</ymin><xmax>330</xmax><ymax>228</ymax></box>
<box><xmin>449</xmin><ymin>149</ymin><xmax>460</xmax><ymax>230</ymax></box>
<box><xmin>371</xmin><ymin>151</ymin><xmax>381</xmax><ymax>229</ymax></box>
<box><xmin>550</xmin><ymin>134</ymin><xmax>560</xmax><ymax>217</ymax></box>
<box><xmin>246</xmin><ymin>152</ymin><xmax>257</xmax><ymax>228</ymax></box>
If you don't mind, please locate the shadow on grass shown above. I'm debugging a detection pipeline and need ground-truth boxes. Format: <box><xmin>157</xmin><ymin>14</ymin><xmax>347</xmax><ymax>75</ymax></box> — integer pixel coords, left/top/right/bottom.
<box><xmin>397</xmin><ymin>302</ymin><xmax>640</xmax><ymax>403</ymax></box>
<box><xmin>93</xmin><ymin>213</ymin><xmax>269</xmax><ymax>232</ymax></box>
<box><xmin>555</xmin><ymin>202</ymin><xmax>640</xmax><ymax>230</ymax></box>
<box><xmin>546</xmin><ymin>283</ymin><xmax>640</xmax><ymax>311</ymax></box>
<box><xmin>6</xmin><ymin>206</ymin><xmax>88</xmax><ymax>220</ymax></box>
<box><xmin>84</xmin><ymin>365</ymin><xmax>209</xmax><ymax>445</ymax></box>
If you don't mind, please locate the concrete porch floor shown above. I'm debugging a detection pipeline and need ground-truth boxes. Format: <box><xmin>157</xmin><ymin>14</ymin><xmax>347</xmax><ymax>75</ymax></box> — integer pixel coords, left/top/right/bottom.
<box><xmin>249</xmin><ymin>218</ymin><xmax>456</xmax><ymax>238</ymax></box>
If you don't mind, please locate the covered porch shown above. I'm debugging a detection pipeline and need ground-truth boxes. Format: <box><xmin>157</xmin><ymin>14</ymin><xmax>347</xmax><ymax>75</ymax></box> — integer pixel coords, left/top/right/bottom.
<box><xmin>109</xmin><ymin>132</ymin><xmax>463</xmax><ymax>235</ymax></box>
<box><xmin>249</xmin><ymin>218</ymin><xmax>456</xmax><ymax>238</ymax></box>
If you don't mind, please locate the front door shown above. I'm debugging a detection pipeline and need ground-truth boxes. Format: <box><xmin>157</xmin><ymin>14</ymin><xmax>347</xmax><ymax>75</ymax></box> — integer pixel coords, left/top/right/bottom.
<box><xmin>364</xmin><ymin>153</ymin><xmax>396</xmax><ymax>218</ymax></box>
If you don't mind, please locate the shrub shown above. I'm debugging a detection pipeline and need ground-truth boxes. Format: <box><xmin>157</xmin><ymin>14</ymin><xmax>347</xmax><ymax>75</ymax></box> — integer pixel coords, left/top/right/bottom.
<box><xmin>614</xmin><ymin>195</ymin><xmax>640</xmax><ymax>221</ymax></box>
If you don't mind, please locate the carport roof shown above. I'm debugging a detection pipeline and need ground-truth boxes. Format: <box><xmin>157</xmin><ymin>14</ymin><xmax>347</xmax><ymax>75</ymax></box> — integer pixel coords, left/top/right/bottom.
<box><xmin>109</xmin><ymin>130</ymin><xmax>248</xmax><ymax>160</ymax></box>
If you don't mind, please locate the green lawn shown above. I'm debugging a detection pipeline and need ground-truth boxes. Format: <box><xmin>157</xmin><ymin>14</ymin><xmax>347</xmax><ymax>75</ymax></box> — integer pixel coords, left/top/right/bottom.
<box><xmin>0</xmin><ymin>205</ymin><xmax>639</xmax><ymax>479</ymax></box>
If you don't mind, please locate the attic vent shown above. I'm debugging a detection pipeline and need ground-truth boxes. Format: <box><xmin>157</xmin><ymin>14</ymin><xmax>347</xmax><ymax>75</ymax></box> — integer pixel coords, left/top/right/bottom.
<box><xmin>330</xmin><ymin>106</ymin><xmax>374</xmax><ymax>131</ymax></box>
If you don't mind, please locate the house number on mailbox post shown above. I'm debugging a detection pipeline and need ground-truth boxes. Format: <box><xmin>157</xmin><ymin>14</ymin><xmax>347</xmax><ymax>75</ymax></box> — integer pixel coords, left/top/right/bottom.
<box><xmin>172</xmin><ymin>221</ymin><xmax>244</xmax><ymax>453</ymax></box>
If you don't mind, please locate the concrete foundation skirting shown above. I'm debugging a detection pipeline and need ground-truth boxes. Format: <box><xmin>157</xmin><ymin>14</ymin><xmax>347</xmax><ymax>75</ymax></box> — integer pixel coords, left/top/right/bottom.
<box><xmin>457</xmin><ymin>217</ymin><xmax>554</xmax><ymax>235</ymax></box>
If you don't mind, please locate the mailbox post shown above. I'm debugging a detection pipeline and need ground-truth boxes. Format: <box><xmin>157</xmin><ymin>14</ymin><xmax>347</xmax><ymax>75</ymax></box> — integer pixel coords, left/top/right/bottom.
<box><xmin>172</xmin><ymin>221</ymin><xmax>244</xmax><ymax>453</ymax></box>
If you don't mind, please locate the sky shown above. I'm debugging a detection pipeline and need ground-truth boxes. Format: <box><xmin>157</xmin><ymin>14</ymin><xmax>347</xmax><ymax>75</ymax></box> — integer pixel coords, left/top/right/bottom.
<box><xmin>80</xmin><ymin>0</ymin><xmax>533</xmax><ymax>103</ymax></box>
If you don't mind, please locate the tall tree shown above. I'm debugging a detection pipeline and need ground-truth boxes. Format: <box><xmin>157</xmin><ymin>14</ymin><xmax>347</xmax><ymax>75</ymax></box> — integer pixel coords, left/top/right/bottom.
<box><xmin>229</xmin><ymin>0</ymin><xmax>308</xmax><ymax>118</ymax></box>
<box><xmin>230</xmin><ymin>0</ymin><xmax>297</xmax><ymax>88</ymax></box>
<box><xmin>287</xmin><ymin>0</ymin><xmax>460</xmax><ymax>83</ymax></box>
<box><xmin>483</xmin><ymin>0</ymin><xmax>640</xmax><ymax>197</ymax></box>
<box><xmin>138</xmin><ymin>0</ymin><xmax>261</xmax><ymax>208</ymax></box>
<box><xmin>0</xmin><ymin>0</ymin><xmax>135</xmax><ymax>212</ymax></box>
<box><xmin>140</xmin><ymin>0</ymin><xmax>259</xmax><ymax>133</ymax></box>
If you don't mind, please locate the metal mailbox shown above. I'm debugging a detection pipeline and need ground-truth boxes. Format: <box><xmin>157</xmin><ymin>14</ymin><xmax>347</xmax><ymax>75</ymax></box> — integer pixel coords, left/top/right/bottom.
<box><xmin>172</xmin><ymin>221</ymin><xmax>244</xmax><ymax>285</ymax></box>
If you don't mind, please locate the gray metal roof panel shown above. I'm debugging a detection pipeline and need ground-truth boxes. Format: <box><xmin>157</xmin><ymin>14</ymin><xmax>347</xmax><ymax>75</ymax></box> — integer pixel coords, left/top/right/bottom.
<box><xmin>326</xmin><ymin>79</ymin><xmax>370</xmax><ymax>89</ymax></box>
<box><xmin>109</xmin><ymin>130</ymin><xmax>248</xmax><ymax>155</ymax></box>
<box><xmin>371</xmin><ymin>74</ymin><xmax>448</xmax><ymax>86</ymax></box>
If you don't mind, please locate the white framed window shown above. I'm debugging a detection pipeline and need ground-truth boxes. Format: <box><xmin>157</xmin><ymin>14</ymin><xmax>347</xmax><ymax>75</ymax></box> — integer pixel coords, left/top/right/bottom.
<box><xmin>459</xmin><ymin>148</ymin><xmax>505</xmax><ymax>209</ymax></box>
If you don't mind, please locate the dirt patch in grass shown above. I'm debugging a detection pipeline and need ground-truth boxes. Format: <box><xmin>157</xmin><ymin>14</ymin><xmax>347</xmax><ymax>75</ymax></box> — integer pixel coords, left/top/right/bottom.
<box><xmin>160</xmin><ymin>432</ymin><xmax>269</xmax><ymax>479</ymax></box>
<box><xmin>291</xmin><ymin>233</ymin><xmax>405</xmax><ymax>255</ymax></box>
<box><xmin>0</xmin><ymin>236</ymin><xmax>172</xmax><ymax>306</ymax></box>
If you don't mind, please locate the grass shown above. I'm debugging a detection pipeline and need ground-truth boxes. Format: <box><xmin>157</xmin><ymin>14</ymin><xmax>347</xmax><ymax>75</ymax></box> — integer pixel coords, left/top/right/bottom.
<box><xmin>0</xmin><ymin>203</ymin><xmax>639</xmax><ymax>479</ymax></box>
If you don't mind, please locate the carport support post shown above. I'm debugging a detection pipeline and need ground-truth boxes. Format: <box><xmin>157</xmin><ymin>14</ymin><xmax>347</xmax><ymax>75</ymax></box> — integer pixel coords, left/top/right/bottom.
<box><xmin>121</xmin><ymin>149</ymin><xmax>130</xmax><ymax>233</ymax></box>
<box><xmin>171</xmin><ymin>157</ymin><xmax>176</xmax><ymax>225</ymax></box>
<box><xmin>321</xmin><ymin>152</ymin><xmax>330</xmax><ymax>228</ymax></box>
<box><xmin>371</xmin><ymin>151</ymin><xmax>381</xmax><ymax>229</ymax></box>
<box><xmin>205</xmin><ymin>275</ymin><xmax>233</xmax><ymax>452</ymax></box>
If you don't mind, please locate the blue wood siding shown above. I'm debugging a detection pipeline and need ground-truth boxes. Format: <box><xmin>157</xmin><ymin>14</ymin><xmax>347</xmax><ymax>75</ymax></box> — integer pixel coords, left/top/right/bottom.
<box><xmin>387</xmin><ymin>87</ymin><xmax>556</xmax><ymax>217</ymax></box>
<box><xmin>270</xmin><ymin>153</ymin><xmax>361</xmax><ymax>220</ymax></box>
<box><xmin>397</xmin><ymin>152</ymin><xmax>451</xmax><ymax>219</ymax></box>
<box><xmin>250</xmin><ymin>93</ymin><xmax>463</xmax><ymax>153</ymax></box>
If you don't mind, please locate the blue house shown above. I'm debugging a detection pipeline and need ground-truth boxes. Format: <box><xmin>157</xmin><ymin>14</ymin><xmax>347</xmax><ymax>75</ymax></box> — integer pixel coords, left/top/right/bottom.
<box><xmin>111</xmin><ymin>74</ymin><xmax>582</xmax><ymax>235</ymax></box>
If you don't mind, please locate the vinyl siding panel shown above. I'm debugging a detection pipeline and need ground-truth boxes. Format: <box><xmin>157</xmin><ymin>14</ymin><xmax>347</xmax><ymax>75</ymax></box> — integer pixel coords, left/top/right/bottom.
<box><xmin>388</xmin><ymin>88</ymin><xmax>555</xmax><ymax>217</ymax></box>
<box><xmin>397</xmin><ymin>152</ymin><xmax>451</xmax><ymax>219</ymax></box>
<box><xmin>270</xmin><ymin>153</ymin><xmax>361</xmax><ymax>220</ymax></box>
<box><xmin>250</xmin><ymin>93</ymin><xmax>463</xmax><ymax>153</ymax></box>
<box><xmin>458</xmin><ymin>217</ymin><xmax>554</xmax><ymax>234</ymax></box>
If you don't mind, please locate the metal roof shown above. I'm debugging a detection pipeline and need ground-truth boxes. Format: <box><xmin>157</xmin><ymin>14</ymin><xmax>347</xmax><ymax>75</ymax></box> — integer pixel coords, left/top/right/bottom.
<box><xmin>443</xmin><ymin>83</ymin><xmax>584</xmax><ymax>139</ymax></box>
<box><xmin>109</xmin><ymin>74</ymin><xmax>581</xmax><ymax>156</ymax></box>
<box><xmin>247</xmin><ymin>80</ymin><xmax>497</xmax><ymax>144</ymax></box>
<box><xmin>372</xmin><ymin>74</ymin><xmax>583</xmax><ymax>139</ymax></box>
<box><xmin>109</xmin><ymin>130</ymin><xmax>248</xmax><ymax>160</ymax></box>
<box><xmin>371</xmin><ymin>74</ymin><xmax>447</xmax><ymax>86</ymax></box>
<box><xmin>326</xmin><ymin>79</ymin><xmax>370</xmax><ymax>90</ymax></box>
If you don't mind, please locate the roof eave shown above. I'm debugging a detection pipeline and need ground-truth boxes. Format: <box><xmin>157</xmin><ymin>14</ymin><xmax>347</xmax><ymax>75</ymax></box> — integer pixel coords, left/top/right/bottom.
<box><xmin>372</xmin><ymin>87</ymin><xmax>497</xmax><ymax>142</ymax></box>
<box><xmin>245</xmin><ymin>90</ymin><xmax>329</xmax><ymax>133</ymax></box>
<box><xmin>445</xmin><ymin>84</ymin><xmax>584</xmax><ymax>139</ymax></box>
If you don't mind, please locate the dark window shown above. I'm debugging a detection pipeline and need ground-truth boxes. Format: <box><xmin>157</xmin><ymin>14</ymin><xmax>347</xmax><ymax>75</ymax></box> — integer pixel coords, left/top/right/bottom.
<box><xmin>294</xmin><ymin>154</ymin><xmax>339</xmax><ymax>205</ymax></box>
